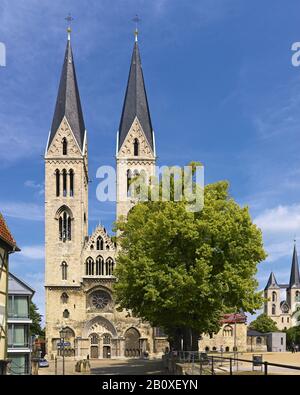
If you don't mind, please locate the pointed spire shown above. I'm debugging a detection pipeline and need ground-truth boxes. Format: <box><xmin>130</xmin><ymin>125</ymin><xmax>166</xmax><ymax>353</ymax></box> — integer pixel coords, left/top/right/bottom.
<box><xmin>265</xmin><ymin>272</ymin><xmax>280</xmax><ymax>290</ymax></box>
<box><xmin>48</xmin><ymin>31</ymin><xmax>85</xmax><ymax>151</ymax></box>
<box><xmin>118</xmin><ymin>36</ymin><xmax>154</xmax><ymax>152</ymax></box>
<box><xmin>289</xmin><ymin>243</ymin><xmax>300</xmax><ymax>288</ymax></box>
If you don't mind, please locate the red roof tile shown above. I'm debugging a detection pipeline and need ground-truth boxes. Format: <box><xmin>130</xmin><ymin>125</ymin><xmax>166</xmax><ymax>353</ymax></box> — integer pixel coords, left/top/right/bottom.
<box><xmin>221</xmin><ymin>313</ymin><xmax>247</xmax><ymax>324</ymax></box>
<box><xmin>0</xmin><ymin>212</ymin><xmax>17</xmax><ymax>248</ymax></box>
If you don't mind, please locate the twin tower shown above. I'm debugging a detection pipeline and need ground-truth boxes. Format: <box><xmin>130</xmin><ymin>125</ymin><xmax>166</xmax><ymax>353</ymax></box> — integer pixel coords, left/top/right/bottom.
<box><xmin>44</xmin><ymin>30</ymin><xmax>160</xmax><ymax>358</ymax></box>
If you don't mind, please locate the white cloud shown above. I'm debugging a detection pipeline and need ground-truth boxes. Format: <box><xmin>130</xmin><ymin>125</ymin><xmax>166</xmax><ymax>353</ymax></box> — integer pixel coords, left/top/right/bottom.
<box><xmin>24</xmin><ymin>180</ymin><xmax>44</xmax><ymax>196</ymax></box>
<box><xmin>254</xmin><ymin>204</ymin><xmax>300</xmax><ymax>233</ymax></box>
<box><xmin>254</xmin><ymin>203</ymin><xmax>300</xmax><ymax>264</ymax></box>
<box><xmin>0</xmin><ymin>201</ymin><xmax>44</xmax><ymax>221</ymax></box>
<box><xmin>19</xmin><ymin>245</ymin><xmax>44</xmax><ymax>260</ymax></box>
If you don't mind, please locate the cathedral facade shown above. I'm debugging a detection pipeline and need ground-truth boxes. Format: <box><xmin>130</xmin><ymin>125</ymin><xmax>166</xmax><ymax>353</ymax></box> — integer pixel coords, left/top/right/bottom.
<box><xmin>264</xmin><ymin>244</ymin><xmax>300</xmax><ymax>330</ymax></box>
<box><xmin>44</xmin><ymin>31</ymin><xmax>166</xmax><ymax>359</ymax></box>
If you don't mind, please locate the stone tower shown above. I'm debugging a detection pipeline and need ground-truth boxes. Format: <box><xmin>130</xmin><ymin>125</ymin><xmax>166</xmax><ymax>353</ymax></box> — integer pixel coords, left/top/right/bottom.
<box><xmin>44</xmin><ymin>32</ymin><xmax>88</xmax><ymax>338</ymax></box>
<box><xmin>116</xmin><ymin>33</ymin><xmax>156</xmax><ymax>220</ymax></box>
<box><xmin>264</xmin><ymin>272</ymin><xmax>281</xmax><ymax>318</ymax></box>
<box><xmin>286</xmin><ymin>244</ymin><xmax>300</xmax><ymax>326</ymax></box>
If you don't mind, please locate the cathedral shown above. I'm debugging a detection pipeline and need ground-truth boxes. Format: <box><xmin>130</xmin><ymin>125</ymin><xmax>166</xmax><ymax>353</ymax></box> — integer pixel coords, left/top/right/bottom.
<box><xmin>44</xmin><ymin>28</ymin><xmax>167</xmax><ymax>359</ymax></box>
<box><xmin>264</xmin><ymin>243</ymin><xmax>300</xmax><ymax>330</ymax></box>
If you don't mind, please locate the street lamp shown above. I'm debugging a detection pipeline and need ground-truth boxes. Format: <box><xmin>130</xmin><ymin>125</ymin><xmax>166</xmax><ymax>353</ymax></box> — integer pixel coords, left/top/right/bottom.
<box><xmin>59</xmin><ymin>327</ymin><xmax>67</xmax><ymax>375</ymax></box>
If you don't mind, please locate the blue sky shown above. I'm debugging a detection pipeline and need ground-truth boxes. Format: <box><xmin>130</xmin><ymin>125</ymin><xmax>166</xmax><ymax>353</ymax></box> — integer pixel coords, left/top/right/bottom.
<box><xmin>1</xmin><ymin>0</ymin><xmax>300</xmax><ymax>322</ymax></box>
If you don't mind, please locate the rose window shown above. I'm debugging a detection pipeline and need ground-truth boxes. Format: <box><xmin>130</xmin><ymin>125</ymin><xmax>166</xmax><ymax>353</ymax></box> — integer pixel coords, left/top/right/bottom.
<box><xmin>90</xmin><ymin>291</ymin><xmax>110</xmax><ymax>309</ymax></box>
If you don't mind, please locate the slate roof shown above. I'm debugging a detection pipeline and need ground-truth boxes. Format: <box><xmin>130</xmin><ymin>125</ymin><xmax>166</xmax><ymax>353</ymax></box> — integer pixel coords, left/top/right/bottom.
<box><xmin>118</xmin><ymin>41</ymin><xmax>154</xmax><ymax>151</ymax></box>
<box><xmin>264</xmin><ymin>272</ymin><xmax>280</xmax><ymax>290</ymax></box>
<box><xmin>8</xmin><ymin>272</ymin><xmax>35</xmax><ymax>296</ymax></box>
<box><xmin>0</xmin><ymin>212</ymin><xmax>18</xmax><ymax>250</ymax></box>
<box><xmin>48</xmin><ymin>38</ymin><xmax>85</xmax><ymax>151</ymax></box>
<box><xmin>289</xmin><ymin>244</ymin><xmax>300</xmax><ymax>288</ymax></box>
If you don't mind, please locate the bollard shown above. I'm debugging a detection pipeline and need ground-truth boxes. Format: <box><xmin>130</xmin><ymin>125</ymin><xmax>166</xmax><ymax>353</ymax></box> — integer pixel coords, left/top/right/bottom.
<box><xmin>229</xmin><ymin>357</ymin><xmax>233</xmax><ymax>375</ymax></box>
<box><xmin>264</xmin><ymin>361</ymin><xmax>268</xmax><ymax>375</ymax></box>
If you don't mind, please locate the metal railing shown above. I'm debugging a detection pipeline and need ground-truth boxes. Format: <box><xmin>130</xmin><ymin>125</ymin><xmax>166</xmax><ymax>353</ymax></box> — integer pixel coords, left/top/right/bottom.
<box><xmin>166</xmin><ymin>351</ymin><xmax>300</xmax><ymax>375</ymax></box>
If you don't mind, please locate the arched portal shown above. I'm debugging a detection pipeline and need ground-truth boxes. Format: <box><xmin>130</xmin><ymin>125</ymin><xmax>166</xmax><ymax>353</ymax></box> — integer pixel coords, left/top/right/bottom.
<box><xmin>124</xmin><ymin>327</ymin><xmax>141</xmax><ymax>358</ymax></box>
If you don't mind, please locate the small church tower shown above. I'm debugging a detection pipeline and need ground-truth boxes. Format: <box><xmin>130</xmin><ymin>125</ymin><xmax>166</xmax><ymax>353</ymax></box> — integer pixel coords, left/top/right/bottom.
<box><xmin>264</xmin><ymin>272</ymin><xmax>281</xmax><ymax>318</ymax></box>
<box><xmin>44</xmin><ymin>27</ymin><xmax>88</xmax><ymax>343</ymax></box>
<box><xmin>116</xmin><ymin>29</ymin><xmax>156</xmax><ymax>219</ymax></box>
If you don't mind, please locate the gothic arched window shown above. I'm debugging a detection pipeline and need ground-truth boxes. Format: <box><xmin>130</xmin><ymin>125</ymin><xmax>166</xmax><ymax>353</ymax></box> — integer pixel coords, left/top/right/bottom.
<box><xmin>272</xmin><ymin>304</ymin><xmax>276</xmax><ymax>315</ymax></box>
<box><xmin>106</xmin><ymin>257</ymin><xmax>114</xmax><ymax>276</ymax></box>
<box><xmin>86</xmin><ymin>257</ymin><xmax>94</xmax><ymax>276</ymax></box>
<box><xmin>61</xmin><ymin>262</ymin><xmax>68</xmax><ymax>280</ymax></box>
<box><xmin>296</xmin><ymin>291</ymin><xmax>300</xmax><ymax>302</ymax></box>
<box><xmin>57</xmin><ymin>207</ymin><xmax>73</xmax><ymax>242</ymax></box>
<box><xmin>96</xmin><ymin>236</ymin><xmax>104</xmax><ymax>251</ymax></box>
<box><xmin>69</xmin><ymin>169</ymin><xmax>74</xmax><ymax>197</ymax></box>
<box><xmin>61</xmin><ymin>292</ymin><xmax>69</xmax><ymax>304</ymax></box>
<box><xmin>223</xmin><ymin>325</ymin><xmax>233</xmax><ymax>337</ymax></box>
<box><xmin>272</xmin><ymin>291</ymin><xmax>277</xmax><ymax>302</ymax></box>
<box><xmin>133</xmin><ymin>138</ymin><xmax>139</xmax><ymax>156</ymax></box>
<box><xmin>127</xmin><ymin>169</ymin><xmax>132</xmax><ymax>194</ymax></box>
<box><xmin>62</xmin><ymin>138</ymin><xmax>68</xmax><ymax>155</ymax></box>
<box><xmin>63</xmin><ymin>309</ymin><xmax>70</xmax><ymax>318</ymax></box>
<box><xmin>96</xmin><ymin>256</ymin><xmax>104</xmax><ymax>275</ymax></box>
<box><xmin>62</xmin><ymin>169</ymin><xmax>67</xmax><ymax>197</ymax></box>
<box><xmin>55</xmin><ymin>169</ymin><xmax>60</xmax><ymax>197</ymax></box>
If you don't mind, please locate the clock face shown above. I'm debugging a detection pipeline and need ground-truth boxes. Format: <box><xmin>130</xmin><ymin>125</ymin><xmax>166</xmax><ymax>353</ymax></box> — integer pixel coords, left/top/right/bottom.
<box><xmin>91</xmin><ymin>291</ymin><xmax>110</xmax><ymax>309</ymax></box>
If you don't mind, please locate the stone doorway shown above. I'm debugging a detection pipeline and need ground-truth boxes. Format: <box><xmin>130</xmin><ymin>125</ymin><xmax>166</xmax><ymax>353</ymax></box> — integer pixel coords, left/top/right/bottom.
<box><xmin>103</xmin><ymin>346</ymin><xmax>111</xmax><ymax>358</ymax></box>
<box><xmin>90</xmin><ymin>345</ymin><xmax>99</xmax><ymax>359</ymax></box>
<box><xmin>124</xmin><ymin>327</ymin><xmax>141</xmax><ymax>357</ymax></box>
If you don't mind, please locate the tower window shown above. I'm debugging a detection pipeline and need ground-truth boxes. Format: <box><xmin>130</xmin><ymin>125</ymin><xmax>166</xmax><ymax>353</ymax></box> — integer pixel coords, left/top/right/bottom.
<box><xmin>296</xmin><ymin>291</ymin><xmax>300</xmax><ymax>302</ymax></box>
<box><xmin>63</xmin><ymin>309</ymin><xmax>70</xmax><ymax>318</ymax></box>
<box><xmin>96</xmin><ymin>236</ymin><xmax>104</xmax><ymax>251</ymax></box>
<box><xmin>127</xmin><ymin>169</ymin><xmax>132</xmax><ymax>194</ymax></box>
<box><xmin>272</xmin><ymin>291</ymin><xmax>277</xmax><ymax>302</ymax></box>
<box><xmin>55</xmin><ymin>169</ymin><xmax>60</xmax><ymax>197</ymax></box>
<box><xmin>61</xmin><ymin>262</ymin><xmax>68</xmax><ymax>280</ymax></box>
<box><xmin>133</xmin><ymin>138</ymin><xmax>139</xmax><ymax>156</ymax></box>
<box><xmin>62</xmin><ymin>169</ymin><xmax>67</xmax><ymax>197</ymax></box>
<box><xmin>272</xmin><ymin>304</ymin><xmax>276</xmax><ymax>315</ymax></box>
<box><xmin>69</xmin><ymin>169</ymin><xmax>74</xmax><ymax>197</ymax></box>
<box><xmin>61</xmin><ymin>292</ymin><xmax>69</xmax><ymax>304</ymax></box>
<box><xmin>62</xmin><ymin>138</ymin><xmax>68</xmax><ymax>155</ymax></box>
<box><xmin>58</xmin><ymin>207</ymin><xmax>72</xmax><ymax>242</ymax></box>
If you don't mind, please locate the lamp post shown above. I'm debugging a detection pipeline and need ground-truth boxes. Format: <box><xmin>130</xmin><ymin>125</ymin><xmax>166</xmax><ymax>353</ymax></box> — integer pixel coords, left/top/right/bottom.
<box><xmin>59</xmin><ymin>327</ymin><xmax>67</xmax><ymax>375</ymax></box>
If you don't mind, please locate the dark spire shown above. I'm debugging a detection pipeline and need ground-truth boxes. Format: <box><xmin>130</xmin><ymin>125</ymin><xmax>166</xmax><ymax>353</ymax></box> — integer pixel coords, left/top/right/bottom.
<box><xmin>48</xmin><ymin>34</ymin><xmax>85</xmax><ymax>151</ymax></box>
<box><xmin>265</xmin><ymin>272</ymin><xmax>280</xmax><ymax>290</ymax></box>
<box><xmin>118</xmin><ymin>39</ymin><xmax>154</xmax><ymax>152</ymax></box>
<box><xmin>289</xmin><ymin>244</ymin><xmax>300</xmax><ymax>288</ymax></box>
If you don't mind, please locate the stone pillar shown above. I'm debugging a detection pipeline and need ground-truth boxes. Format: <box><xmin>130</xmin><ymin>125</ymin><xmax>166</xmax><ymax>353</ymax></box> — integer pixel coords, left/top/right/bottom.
<box><xmin>119</xmin><ymin>337</ymin><xmax>125</xmax><ymax>358</ymax></box>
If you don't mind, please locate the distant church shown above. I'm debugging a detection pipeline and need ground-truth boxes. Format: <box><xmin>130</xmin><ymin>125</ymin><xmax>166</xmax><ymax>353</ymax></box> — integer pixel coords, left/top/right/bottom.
<box><xmin>264</xmin><ymin>243</ymin><xmax>300</xmax><ymax>330</ymax></box>
<box><xmin>44</xmin><ymin>27</ymin><xmax>165</xmax><ymax>359</ymax></box>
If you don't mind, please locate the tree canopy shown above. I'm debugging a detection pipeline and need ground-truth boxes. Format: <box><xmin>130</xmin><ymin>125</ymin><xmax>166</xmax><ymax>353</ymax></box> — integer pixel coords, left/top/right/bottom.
<box><xmin>30</xmin><ymin>302</ymin><xmax>45</xmax><ymax>338</ymax></box>
<box><xmin>114</xmin><ymin>178</ymin><xmax>266</xmax><ymax>350</ymax></box>
<box><xmin>249</xmin><ymin>313</ymin><xmax>279</xmax><ymax>333</ymax></box>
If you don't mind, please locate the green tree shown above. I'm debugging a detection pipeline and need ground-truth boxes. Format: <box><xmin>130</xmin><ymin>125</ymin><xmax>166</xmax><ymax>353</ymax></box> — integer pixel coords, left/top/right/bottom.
<box><xmin>114</xmin><ymin>176</ymin><xmax>266</xmax><ymax>350</ymax></box>
<box><xmin>249</xmin><ymin>313</ymin><xmax>279</xmax><ymax>333</ymax></box>
<box><xmin>30</xmin><ymin>302</ymin><xmax>45</xmax><ymax>338</ymax></box>
<box><xmin>285</xmin><ymin>326</ymin><xmax>300</xmax><ymax>348</ymax></box>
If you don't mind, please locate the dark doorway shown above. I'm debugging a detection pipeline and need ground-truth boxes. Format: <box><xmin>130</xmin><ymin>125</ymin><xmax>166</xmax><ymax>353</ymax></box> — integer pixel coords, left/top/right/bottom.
<box><xmin>103</xmin><ymin>346</ymin><xmax>111</xmax><ymax>358</ymax></box>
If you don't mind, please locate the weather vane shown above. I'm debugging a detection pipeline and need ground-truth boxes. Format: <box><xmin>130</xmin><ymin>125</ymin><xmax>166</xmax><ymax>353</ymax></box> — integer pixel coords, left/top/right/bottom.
<box><xmin>132</xmin><ymin>14</ymin><xmax>141</xmax><ymax>42</ymax></box>
<box><xmin>65</xmin><ymin>13</ymin><xmax>74</xmax><ymax>40</ymax></box>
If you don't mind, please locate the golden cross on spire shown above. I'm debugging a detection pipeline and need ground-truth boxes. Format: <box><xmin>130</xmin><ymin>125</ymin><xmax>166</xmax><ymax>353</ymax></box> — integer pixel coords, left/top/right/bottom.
<box><xmin>65</xmin><ymin>13</ymin><xmax>74</xmax><ymax>40</ymax></box>
<box><xmin>132</xmin><ymin>14</ymin><xmax>141</xmax><ymax>42</ymax></box>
